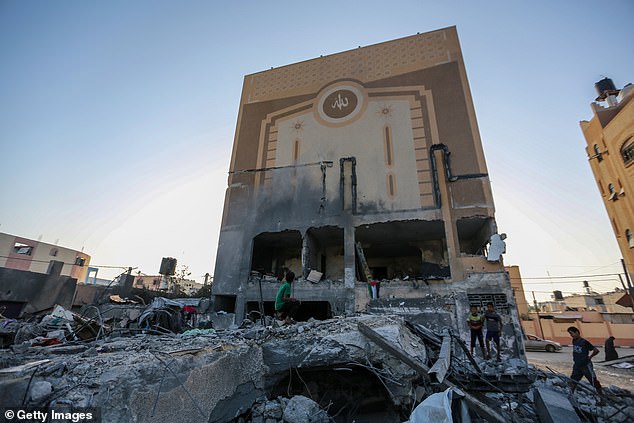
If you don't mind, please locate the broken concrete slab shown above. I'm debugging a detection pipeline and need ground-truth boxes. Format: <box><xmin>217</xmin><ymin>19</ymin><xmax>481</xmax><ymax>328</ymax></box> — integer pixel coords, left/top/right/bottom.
<box><xmin>533</xmin><ymin>387</ymin><xmax>582</xmax><ymax>423</ymax></box>
<box><xmin>211</xmin><ymin>312</ymin><xmax>236</xmax><ymax>330</ymax></box>
<box><xmin>282</xmin><ymin>395</ymin><xmax>329</xmax><ymax>423</ymax></box>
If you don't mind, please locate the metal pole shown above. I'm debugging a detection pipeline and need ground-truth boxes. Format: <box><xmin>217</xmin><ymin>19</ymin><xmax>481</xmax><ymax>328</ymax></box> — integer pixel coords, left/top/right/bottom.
<box><xmin>532</xmin><ymin>291</ymin><xmax>544</xmax><ymax>338</ymax></box>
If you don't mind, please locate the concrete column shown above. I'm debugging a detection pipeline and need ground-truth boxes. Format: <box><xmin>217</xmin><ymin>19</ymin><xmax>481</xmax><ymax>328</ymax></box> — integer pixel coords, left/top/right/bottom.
<box><xmin>343</xmin><ymin>219</ymin><xmax>356</xmax><ymax>314</ymax></box>
<box><xmin>434</xmin><ymin>149</ymin><xmax>464</xmax><ymax>281</ymax></box>
<box><xmin>301</xmin><ymin>231</ymin><xmax>310</xmax><ymax>279</ymax></box>
<box><xmin>234</xmin><ymin>290</ymin><xmax>246</xmax><ymax>324</ymax></box>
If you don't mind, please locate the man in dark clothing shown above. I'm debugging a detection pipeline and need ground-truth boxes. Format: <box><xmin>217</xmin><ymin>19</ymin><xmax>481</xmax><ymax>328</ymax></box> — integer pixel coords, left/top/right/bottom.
<box><xmin>484</xmin><ymin>302</ymin><xmax>502</xmax><ymax>360</ymax></box>
<box><xmin>604</xmin><ymin>336</ymin><xmax>619</xmax><ymax>361</ymax></box>
<box><xmin>275</xmin><ymin>271</ymin><xmax>300</xmax><ymax>324</ymax></box>
<box><xmin>567</xmin><ymin>326</ymin><xmax>603</xmax><ymax>397</ymax></box>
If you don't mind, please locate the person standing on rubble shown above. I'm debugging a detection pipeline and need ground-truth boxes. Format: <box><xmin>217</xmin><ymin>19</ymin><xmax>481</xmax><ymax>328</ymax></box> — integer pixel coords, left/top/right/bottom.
<box><xmin>484</xmin><ymin>302</ymin><xmax>502</xmax><ymax>361</ymax></box>
<box><xmin>604</xmin><ymin>336</ymin><xmax>618</xmax><ymax>361</ymax></box>
<box><xmin>567</xmin><ymin>327</ymin><xmax>603</xmax><ymax>398</ymax></box>
<box><xmin>467</xmin><ymin>305</ymin><xmax>486</xmax><ymax>358</ymax></box>
<box><xmin>275</xmin><ymin>271</ymin><xmax>300</xmax><ymax>325</ymax></box>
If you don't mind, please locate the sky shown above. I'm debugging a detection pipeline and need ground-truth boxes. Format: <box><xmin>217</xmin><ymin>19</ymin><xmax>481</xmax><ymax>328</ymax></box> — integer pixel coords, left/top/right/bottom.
<box><xmin>1</xmin><ymin>1</ymin><xmax>632</xmax><ymax>301</ymax></box>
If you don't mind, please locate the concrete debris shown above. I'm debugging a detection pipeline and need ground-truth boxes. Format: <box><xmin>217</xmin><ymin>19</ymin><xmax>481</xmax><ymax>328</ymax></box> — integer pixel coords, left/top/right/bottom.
<box><xmin>531</xmin><ymin>366</ymin><xmax>634</xmax><ymax>423</ymax></box>
<box><xmin>533</xmin><ymin>387</ymin><xmax>581</xmax><ymax>423</ymax></box>
<box><xmin>0</xmin><ymin>313</ymin><xmax>632</xmax><ymax>423</ymax></box>
<box><xmin>611</xmin><ymin>362</ymin><xmax>634</xmax><ymax>369</ymax></box>
<box><xmin>282</xmin><ymin>395</ymin><xmax>330</xmax><ymax>423</ymax></box>
<box><xmin>29</xmin><ymin>380</ymin><xmax>53</xmax><ymax>403</ymax></box>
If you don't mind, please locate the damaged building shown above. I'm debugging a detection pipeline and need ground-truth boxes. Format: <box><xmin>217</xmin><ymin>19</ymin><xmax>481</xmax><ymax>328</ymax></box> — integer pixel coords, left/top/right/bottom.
<box><xmin>212</xmin><ymin>26</ymin><xmax>524</xmax><ymax>355</ymax></box>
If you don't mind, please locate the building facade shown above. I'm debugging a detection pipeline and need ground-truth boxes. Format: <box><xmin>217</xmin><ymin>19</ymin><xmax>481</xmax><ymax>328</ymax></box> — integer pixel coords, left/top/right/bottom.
<box><xmin>580</xmin><ymin>79</ymin><xmax>634</xmax><ymax>279</ymax></box>
<box><xmin>0</xmin><ymin>232</ymin><xmax>90</xmax><ymax>282</ymax></box>
<box><xmin>212</xmin><ymin>26</ymin><xmax>522</xmax><ymax>353</ymax></box>
<box><xmin>0</xmin><ymin>232</ymin><xmax>90</xmax><ymax>317</ymax></box>
<box><xmin>133</xmin><ymin>274</ymin><xmax>203</xmax><ymax>295</ymax></box>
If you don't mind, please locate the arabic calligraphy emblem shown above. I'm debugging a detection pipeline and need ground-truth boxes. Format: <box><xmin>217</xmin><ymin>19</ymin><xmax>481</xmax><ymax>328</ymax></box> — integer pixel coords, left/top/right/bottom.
<box><xmin>323</xmin><ymin>89</ymin><xmax>358</xmax><ymax>119</ymax></box>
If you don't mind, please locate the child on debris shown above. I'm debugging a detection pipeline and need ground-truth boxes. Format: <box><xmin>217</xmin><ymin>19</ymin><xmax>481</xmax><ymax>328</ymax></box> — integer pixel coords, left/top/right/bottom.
<box><xmin>467</xmin><ymin>305</ymin><xmax>486</xmax><ymax>358</ymax></box>
<box><xmin>567</xmin><ymin>326</ymin><xmax>603</xmax><ymax>398</ymax></box>
<box><xmin>275</xmin><ymin>271</ymin><xmax>300</xmax><ymax>325</ymax></box>
<box><xmin>484</xmin><ymin>302</ymin><xmax>502</xmax><ymax>361</ymax></box>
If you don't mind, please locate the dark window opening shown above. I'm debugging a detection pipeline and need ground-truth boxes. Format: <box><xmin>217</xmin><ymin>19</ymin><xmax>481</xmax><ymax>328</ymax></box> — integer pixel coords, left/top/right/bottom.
<box><xmin>626</xmin><ymin>229</ymin><xmax>633</xmax><ymax>248</ymax></box>
<box><xmin>305</xmin><ymin>227</ymin><xmax>344</xmax><ymax>280</ymax></box>
<box><xmin>457</xmin><ymin>217</ymin><xmax>495</xmax><ymax>255</ymax></box>
<box><xmin>251</xmin><ymin>230</ymin><xmax>302</xmax><ymax>277</ymax></box>
<box><xmin>13</xmin><ymin>242</ymin><xmax>33</xmax><ymax>256</ymax></box>
<box><xmin>214</xmin><ymin>295</ymin><xmax>236</xmax><ymax>313</ymax></box>
<box><xmin>593</xmin><ymin>144</ymin><xmax>603</xmax><ymax>162</ymax></box>
<box><xmin>371</xmin><ymin>266</ymin><xmax>388</xmax><ymax>280</ymax></box>
<box><xmin>621</xmin><ymin>138</ymin><xmax>634</xmax><ymax>164</ymax></box>
<box><xmin>268</xmin><ymin>366</ymin><xmax>400</xmax><ymax>423</ymax></box>
<box><xmin>355</xmin><ymin>221</ymin><xmax>447</xmax><ymax>280</ymax></box>
<box><xmin>247</xmin><ymin>300</ymin><xmax>332</xmax><ymax>322</ymax></box>
<box><xmin>0</xmin><ymin>301</ymin><xmax>26</xmax><ymax>320</ymax></box>
<box><xmin>608</xmin><ymin>183</ymin><xmax>618</xmax><ymax>200</ymax></box>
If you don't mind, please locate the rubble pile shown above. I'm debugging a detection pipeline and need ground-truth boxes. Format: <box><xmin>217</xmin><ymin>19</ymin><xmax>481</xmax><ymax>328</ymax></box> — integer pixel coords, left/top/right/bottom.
<box><xmin>238</xmin><ymin>395</ymin><xmax>330</xmax><ymax>423</ymax></box>
<box><xmin>529</xmin><ymin>366</ymin><xmax>634</xmax><ymax>423</ymax></box>
<box><xmin>1</xmin><ymin>308</ymin><xmax>632</xmax><ymax>423</ymax></box>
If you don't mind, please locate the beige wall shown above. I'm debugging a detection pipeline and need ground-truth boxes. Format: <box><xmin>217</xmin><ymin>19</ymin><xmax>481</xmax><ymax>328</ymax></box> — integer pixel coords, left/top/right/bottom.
<box><xmin>0</xmin><ymin>232</ymin><xmax>90</xmax><ymax>282</ymax></box>
<box><xmin>522</xmin><ymin>318</ymin><xmax>634</xmax><ymax>346</ymax></box>
<box><xmin>273</xmin><ymin>98</ymin><xmax>425</xmax><ymax>209</ymax></box>
<box><xmin>505</xmin><ymin>265</ymin><xmax>529</xmax><ymax>317</ymax></box>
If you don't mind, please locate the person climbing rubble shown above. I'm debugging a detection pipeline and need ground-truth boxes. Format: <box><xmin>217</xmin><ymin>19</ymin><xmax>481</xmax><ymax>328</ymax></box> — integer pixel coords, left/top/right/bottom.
<box><xmin>467</xmin><ymin>305</ymin><xmax>486</xmax><ymax>358</ymax></box>
<box><xmin>484</xmin><ymin>302</ymin><xmax>502</xmax><ymax>361</ymax></box>
<box><xmin>567</xmin><ymin>326</ymin><xmax>604</xmax><ymax>400</ymax></box>
<box><xmin>275</xmin><ymin>271</ymin><xmax>300</xmax><ymax>325</ymax></box>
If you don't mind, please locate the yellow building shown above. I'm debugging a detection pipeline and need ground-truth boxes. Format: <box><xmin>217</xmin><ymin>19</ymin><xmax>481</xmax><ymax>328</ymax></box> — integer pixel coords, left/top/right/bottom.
<box><xmin>580</xmin><ymin>79</ymin><xmax>634</xmax><ymax>278</ymax></box>
<box><xmin>505</xmin><ymin>265</ymin><xmax>530</xmax><ymax>318</ymax></box>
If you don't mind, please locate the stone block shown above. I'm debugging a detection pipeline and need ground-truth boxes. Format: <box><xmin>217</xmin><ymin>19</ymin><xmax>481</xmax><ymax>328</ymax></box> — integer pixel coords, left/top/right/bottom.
<box><xmin>533</xmin><ymin>387</ymin><xmax>581</xmax><ymax>423</ymax></box>
<box><xmin>211</xmin><ymin>312</ymin><xmax>235</xmax><ymax>330</ymax></box>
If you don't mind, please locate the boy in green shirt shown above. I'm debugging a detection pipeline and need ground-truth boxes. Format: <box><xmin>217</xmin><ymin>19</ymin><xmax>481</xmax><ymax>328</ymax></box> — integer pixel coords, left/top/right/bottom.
<box><xmin>467</xmin><ymin>305</ymin><xmax>486</xmax><ymax>358</ymax></box>
<box><xmin>275</xmin><ymin>271</ymin><xmax>300</xmax><ymax>324</ymax></box>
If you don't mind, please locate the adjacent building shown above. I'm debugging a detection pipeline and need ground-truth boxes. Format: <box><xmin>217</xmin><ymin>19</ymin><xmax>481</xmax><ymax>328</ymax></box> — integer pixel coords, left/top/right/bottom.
<box><xmin>0</xmin><ymin>232</ymin><xmax>91</xmax><ymax>317</ymax></box>
<box><xmin>506</xmin><ymin>265</ymin><xmax>530</xmax><ymax>318</ymax></box>
<box><xmin>133</xmin><ymin>273</ymin><xmax>203</xmax><ymax>296</ymax></box>
<box><xmin>580</xmin><ymin>79</ymin><xmax>634</xmax><ymax>279</ymax></box>
<box><xmin>0</xmin><ymin>232</ymin><xmax>90</xmax><ymax>282</ymax></box>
